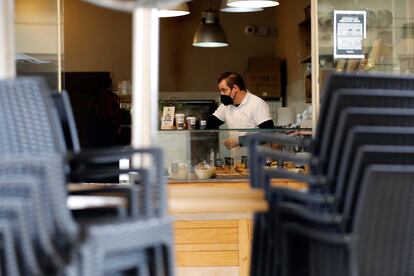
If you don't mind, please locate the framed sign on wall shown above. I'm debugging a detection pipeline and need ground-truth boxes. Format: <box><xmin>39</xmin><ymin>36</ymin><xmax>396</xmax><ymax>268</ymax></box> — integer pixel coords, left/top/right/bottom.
<box><xmin>333</xmin><ymin>10</ymin><xmax>366</xmax><ymax>59</ymax></box>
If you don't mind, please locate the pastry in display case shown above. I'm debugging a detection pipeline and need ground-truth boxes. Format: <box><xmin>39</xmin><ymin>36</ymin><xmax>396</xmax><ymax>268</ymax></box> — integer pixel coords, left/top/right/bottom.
<box><xmin>158</xmin><ymin>128</ymin><xmax>311</xmax><ymax>181</ymax></box>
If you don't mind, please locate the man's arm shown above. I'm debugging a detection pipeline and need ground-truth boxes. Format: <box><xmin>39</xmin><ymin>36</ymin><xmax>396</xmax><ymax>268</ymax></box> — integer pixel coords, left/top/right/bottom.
<box><xmin>238</xmin><ymin>119</ymin><xmax>275</xmax><ymax>147</ymax></box>
<box><xmin>206</xmin><ymin>115</ymin><xmax>224</xmax><ymax>129</ymax></box>
<box><xmin>258</xmin><ymin>119</ymin><xmax>275</xmax><ymax>129</ymax></box>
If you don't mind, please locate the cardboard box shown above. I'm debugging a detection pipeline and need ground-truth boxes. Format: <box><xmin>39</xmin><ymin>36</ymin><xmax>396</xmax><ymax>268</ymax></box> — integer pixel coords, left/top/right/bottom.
<box><xmin>248</xmin><ymin>57</ymin><xmax>281</xmax><ymax>73</ymax></box>
<box><xmin>246</xmin><ymin>57</ymin><xmax>281</xmax><ymax>98</ymax></box>
<box><xmin>246</xmin><ymin>72</ymin><xmax>281</xmax><ymax>98</ymax></box>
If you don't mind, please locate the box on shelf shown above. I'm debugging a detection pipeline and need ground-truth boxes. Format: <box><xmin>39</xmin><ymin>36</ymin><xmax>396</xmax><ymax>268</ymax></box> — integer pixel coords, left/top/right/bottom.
<box><xmin>246</xmin><ymin>57</ymin><xmax>281</xmax><ymax>98</ymax></box>
<box><xmin>246</xmin><ymin>72</ymin><xmax>281</xmax><ymax>98</ymax></box>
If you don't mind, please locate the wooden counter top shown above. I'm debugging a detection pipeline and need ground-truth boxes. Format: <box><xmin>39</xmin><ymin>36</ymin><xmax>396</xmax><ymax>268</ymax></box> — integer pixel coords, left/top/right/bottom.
<box><xmin>67</xmin><ymin>179</ymin><xmax>306</xmax><ymax>276</ymax></box>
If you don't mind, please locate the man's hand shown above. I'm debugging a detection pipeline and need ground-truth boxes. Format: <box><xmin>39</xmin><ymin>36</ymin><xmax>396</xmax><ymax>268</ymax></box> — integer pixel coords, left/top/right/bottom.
<box><xmin>223</xmin><ymin>137</ymin><xmax>240</xmax><ymax>149</ymax></box>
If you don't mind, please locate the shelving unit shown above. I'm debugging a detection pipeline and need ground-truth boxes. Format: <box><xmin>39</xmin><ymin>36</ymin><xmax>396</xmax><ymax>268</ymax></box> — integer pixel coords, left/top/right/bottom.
<box><xmin>299</xmin><ymin>55</ymin><xmax>312</xmax><ymax>64</ymax></box>
<box><xmin>298</xmin><ymin>4</ymin><xmax>312</xmax><ymax>103</ymax></box>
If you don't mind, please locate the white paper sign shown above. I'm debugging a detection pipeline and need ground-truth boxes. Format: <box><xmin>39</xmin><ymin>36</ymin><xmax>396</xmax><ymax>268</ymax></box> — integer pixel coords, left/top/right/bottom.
<box><xmin>161</xmin><ymin>106</ymin><xmax>175</xmax><ymax>130</ymax></box>
<box><xmin>334</xmin><ymin>10</ymin><xmax>366</xmax><ymax>59</ymax></box>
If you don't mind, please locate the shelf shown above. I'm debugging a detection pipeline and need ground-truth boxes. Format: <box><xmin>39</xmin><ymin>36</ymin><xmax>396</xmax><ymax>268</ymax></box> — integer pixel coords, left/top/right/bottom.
<box><xmin>300</xmin><ymin>55</ymin><xmax>312</xmax><ymax>64</ymax></box>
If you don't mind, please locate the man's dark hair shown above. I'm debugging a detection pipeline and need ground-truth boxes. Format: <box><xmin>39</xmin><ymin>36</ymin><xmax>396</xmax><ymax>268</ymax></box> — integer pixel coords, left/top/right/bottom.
<box><xmin>217</xmin><ymin>71</ymin><xmax>246</xmax><ymax>90</ymax></box>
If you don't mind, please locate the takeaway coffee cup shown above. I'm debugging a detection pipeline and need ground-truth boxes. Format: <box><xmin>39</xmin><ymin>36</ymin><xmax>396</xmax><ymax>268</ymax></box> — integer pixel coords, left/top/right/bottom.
<box><xmin>175</xmin><ymin>114</ymin><xmax>185</xmax><ymax>129</ymax></box>
<box><xmin>186</xmin><ymin>117</ymin><xmax>196</xmax><ymax>129</ymax></box>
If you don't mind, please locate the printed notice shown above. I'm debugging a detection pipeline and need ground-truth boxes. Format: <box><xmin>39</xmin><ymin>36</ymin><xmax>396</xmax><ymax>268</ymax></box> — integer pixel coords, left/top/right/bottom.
<box><xmin>334</xmin><ymin>10</ymin><xmax>366</xmax><ymax>59</ymax></box>
<box><xmin>161</xmin><ymin>106</ymin><xmax>175</xmax><ymax>130</ymax></box>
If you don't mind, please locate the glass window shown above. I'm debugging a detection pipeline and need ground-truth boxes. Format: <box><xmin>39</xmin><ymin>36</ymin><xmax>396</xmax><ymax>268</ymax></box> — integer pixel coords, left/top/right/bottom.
<box><xmin>318</xmin><ymin>0</ymin><xmax>414</xmax><ymax>92</ymax></box>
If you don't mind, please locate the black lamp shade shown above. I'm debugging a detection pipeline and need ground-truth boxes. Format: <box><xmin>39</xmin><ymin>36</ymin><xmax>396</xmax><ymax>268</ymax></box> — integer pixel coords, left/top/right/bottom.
<box><xmin>193</xmin><ymin>11</ymin><xmax>229</xmax><ymax>48</ymax></box>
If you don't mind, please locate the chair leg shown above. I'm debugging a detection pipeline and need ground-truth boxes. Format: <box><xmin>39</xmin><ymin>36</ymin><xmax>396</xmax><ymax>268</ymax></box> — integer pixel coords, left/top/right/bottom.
<box><xmin>162</xmin><ymin>244</ymin><xmax>175</xmax><ymax>276</ymax></box>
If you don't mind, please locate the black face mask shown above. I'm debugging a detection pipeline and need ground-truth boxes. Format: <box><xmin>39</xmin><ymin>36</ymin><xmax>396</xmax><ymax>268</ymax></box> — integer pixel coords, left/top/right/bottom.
<box><xmin>220</xmin><ymin>88</ymin><xmax>237</xmax><ymax>106</ymax></box>
<box><xmin>220</xmin><ymin>95</ymin><xmax>234</xmax><ymax>106</ymax></box>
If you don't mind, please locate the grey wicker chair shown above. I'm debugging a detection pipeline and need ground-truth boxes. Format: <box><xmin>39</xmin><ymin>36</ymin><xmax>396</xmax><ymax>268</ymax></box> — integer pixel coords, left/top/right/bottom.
<box><xmin>0</xmin><ymin>220</ymin><xmax>19</xmax><ymax>276</ymax></box>
<box><xmin>282</xmin><ymin>164</ymin><xmax>414</xmax><ymax>276</ymax></box>
<box><xmin>51</xmin><ymin>90</ymin><xmax>81</xmax><ymax>153</ymax></box>
<box><xmin>0</xmin><ymin>175</ymin><xmax>66</xmax><ymax>273</ymax></box>
<box><xmin>249</xmin><ymin>73</ymin><xmax>414</xmax><ymax>276</ymax></box>
<box><xmin>259</xmin><ymin>133</ymin><xmax>414</xmax><ymax>276</ymax></box>
<box><xmin>0</xmin><ymin>77</ymin><xmax>175</xmax><ymax>275</ymax></box>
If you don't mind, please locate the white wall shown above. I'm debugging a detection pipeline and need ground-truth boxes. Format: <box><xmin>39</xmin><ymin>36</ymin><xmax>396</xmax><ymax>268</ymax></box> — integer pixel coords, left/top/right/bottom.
<box><xmin>286</xmin><ymin>79</ymin><xmax>308</xmax><ymax>116</ymax></box>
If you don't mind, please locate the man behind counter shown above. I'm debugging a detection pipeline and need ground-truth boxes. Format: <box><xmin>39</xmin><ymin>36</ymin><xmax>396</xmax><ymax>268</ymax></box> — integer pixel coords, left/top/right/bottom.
<box><xmin>207</xmin><ymin>71</ymin><xmax>275</xmax><ymax>149</ymax></box>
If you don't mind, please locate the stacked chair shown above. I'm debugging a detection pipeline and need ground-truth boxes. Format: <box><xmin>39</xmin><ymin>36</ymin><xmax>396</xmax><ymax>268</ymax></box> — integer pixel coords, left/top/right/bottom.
<box><xmin>249</xmin><ymin>73</ymin><xmax>414</xmax><ymax>276</ymax></box>
<box><xmin>0</xmin><ymin>77</ymin><xmax>174</xmax><ymax>275</ymax></box>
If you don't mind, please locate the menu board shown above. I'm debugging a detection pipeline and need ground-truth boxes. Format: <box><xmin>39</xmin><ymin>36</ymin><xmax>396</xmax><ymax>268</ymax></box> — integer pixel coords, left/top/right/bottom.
<box><xmin>334</xmin><ymin>10</ymin><xmax>366</xmax><ymax>59</ymax></box>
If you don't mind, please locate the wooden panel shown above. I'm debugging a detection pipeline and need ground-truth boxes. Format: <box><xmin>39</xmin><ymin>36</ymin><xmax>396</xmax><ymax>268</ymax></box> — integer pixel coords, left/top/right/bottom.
<box><xmin>169</xmin><ymin>182</ymin><xmax>250</xmax><ymax>189</ymax></box>
<box><xmin>176</xmin><ymin>266</ymin><xmax>239</xmax><ymax>276</ymax></box>
<box><xmin>175</xmin><ymin>243</ymin><xmax>238</xmax><ymax>252</ymax></box>
<box><xmin>175</xmin><ymin>228</ymin><xmax>238</xmax><ymax>244</ymax></box>
<box><xmin>170</xmin><ymin>198</ymin><xmax>268</xmax><ymax>214</ymax></box>
<box><xmin>170</xmin><ymin>187</ymin><xmax>264</xmax><ymax>199</ymax></box>
<box><xmin>176</xmin><ymin>251</ymin><xmax>238</xmax><ymax>267</ymax></box>
<box><xmin>174</xmin><ymin>220</ymin><xmax>238</xmax><ymax>229</ymax></box>
<box><xmin>239</xmin><ymin>220</ymin><xmax>253</xmax><ymax>276</ymax></box>
<box><xmin>174</xmin><ymin>212</ymin><xmax>253</xmax><ymax>221</ymax></box>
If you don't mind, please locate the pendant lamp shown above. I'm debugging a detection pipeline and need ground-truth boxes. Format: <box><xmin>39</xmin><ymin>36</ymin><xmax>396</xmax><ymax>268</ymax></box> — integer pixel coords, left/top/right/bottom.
<box><xmin>158</xmin><ymin>3</ymin><xmax>190</xmax><ymax>17</ymax></box>
<box><xmin>220</xmin><ymin>0</ymin><xmax>263</xmax><ymax>12</ymax></box>
<box><xmin>82</xmin><ymin>0</ymin><xmax>190</xmax><ymax>13</ymax></box>
<box><xmin>193</xmin><ymin>10</ymin><xmax>229</xmax><ymax>48</ymax></box>
<box><xmin>227</xmin><ymin>0</ymin><xmax>279</xmax><ymax>8</ymax></box>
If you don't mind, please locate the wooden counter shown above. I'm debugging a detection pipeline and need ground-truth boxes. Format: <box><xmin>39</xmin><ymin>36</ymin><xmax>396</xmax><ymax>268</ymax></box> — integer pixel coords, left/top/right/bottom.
<box><xmin>68</xmin><ymin>178</ymin><xmax>306</xmax><ymax>276</ymax></box>
<box><xmin>169</xmin><ymin>178</ymin><xmax>306</xmax><ymax>276</ymax></box>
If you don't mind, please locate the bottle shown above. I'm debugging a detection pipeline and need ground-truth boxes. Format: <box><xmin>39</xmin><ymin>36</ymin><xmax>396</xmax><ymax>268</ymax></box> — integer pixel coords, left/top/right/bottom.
<box><xmin>215</xmin><ymin>152</ymin><xmax>223</xmax><ymax>168</ymax></box>
<box><xmin>209</xmin><ymin>149</ymin><xmax>215</xmax><ymax>165</ymax></box>
<box><xmin>200</xmin><ymin>119</ymin><xmax>207</xmax><ymax>130</ymax></box>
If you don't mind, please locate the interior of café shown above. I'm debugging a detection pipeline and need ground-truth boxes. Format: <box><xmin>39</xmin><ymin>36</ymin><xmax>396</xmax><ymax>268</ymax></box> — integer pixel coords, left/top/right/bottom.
<box><xmin>2</xmin><ymin>0</ymin><xmax>414</xmax><ymax>275</ymax></box>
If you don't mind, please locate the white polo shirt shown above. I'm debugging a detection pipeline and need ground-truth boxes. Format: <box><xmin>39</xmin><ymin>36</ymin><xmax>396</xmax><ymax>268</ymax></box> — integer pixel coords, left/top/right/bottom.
<box><xmin>212</xmin><ymin>91</ymin><xmax>272</xmax><ymax>129</ymax></box>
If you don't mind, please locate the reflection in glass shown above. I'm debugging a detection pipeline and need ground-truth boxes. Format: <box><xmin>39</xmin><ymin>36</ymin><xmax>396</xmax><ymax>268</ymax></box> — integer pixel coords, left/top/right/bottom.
<box><xmin>15</xmin><ymin>0</ymin><xmax>63</xmax><ymax>90</ymax></box>
<box><xmin>317</xmin><ymin>0</ymin><xmax>414</xmax><ymax>96</ymax></box>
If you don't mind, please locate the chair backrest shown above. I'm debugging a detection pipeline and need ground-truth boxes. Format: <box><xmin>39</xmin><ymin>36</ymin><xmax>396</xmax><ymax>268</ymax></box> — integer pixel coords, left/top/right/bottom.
<box><xmin>331</xmin><ymin>126</ymin><xmax>414</xmax><ymax>198</ymax></box>
<box><xmin>317</xmin><ymin>88</ymin><xmax>414</xmax><ymax>172</ymax></box>
<box><xmin>312</xmin><ymin>74</ymin><xmax>414</xmax><ymax>166</ymax></box>
<box><xmin>315</xmin><ymin>73</ymin><xmax>414</xmax><ymax>157</ymax></box>
<box><xmin>0</xmin><ymin>154</ymin><xmax>79</xmax><ymax>246</ymax></box>
<box><xmin>0</xmin><ymin>77</ymin><xmax>66</xmax><ymax>154</ymax></box>
<box><xmin>69</xmin><ymin>147</ymin><xmax>167</xmax><ymax>217</ymax></box>
<box><xmin>352</xmin><ymin>164</ymin><xmax>414</xmax><ymax>275</ymax></box>
<box><xmin>0</xmin><ymin>77</ymin><xmax>168</xmax><ymax>218</ymax></box>
<box><xmin>338</xmin><ymin>145</ymin><xmax>414</xmax><ymax>227</ymax></box>
<box><xmin>326</xmin><ymin>108</ymin><xmax>414</xmax><ymax>182</ymax></box>
<box><xmin>51</xmin><ymin>90</ymin><xmax>81</xmax><ymax>153</ymax></box>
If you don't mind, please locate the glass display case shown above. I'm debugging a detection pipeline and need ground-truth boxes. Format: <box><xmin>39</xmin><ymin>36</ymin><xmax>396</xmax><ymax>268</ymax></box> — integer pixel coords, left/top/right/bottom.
<box><xmin>157</xmin><ymin>128</ymin><xmax>311</xmax><ymax>182</ymax></box>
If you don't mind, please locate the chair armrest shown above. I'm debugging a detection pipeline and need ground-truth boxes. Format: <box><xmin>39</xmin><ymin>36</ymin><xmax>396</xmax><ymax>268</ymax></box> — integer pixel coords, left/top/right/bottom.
<box><xmin>249</xmin><ymin>133</ymin><xmax>309</xmax><ymax>186</ymax></box>
<box><xmin>269</xmin><ymin>186</ymin><xmax>333</xmax><ymax>206</ymax></box>
<box><xmin>69</xmin><ymin>186</ymin><xmax>139</xmax><ymax>218</ymax></box>
<box><xmin>283</xmin><ymin>222</ymin><xmax>350</xmax><ymax>246</ymax></box>
<box><xmin>68</xmin><ymin>147</ymin><xmax>164</xmax><ymax>217</ymax></box>
<box><xmin>257</xmin><ymin>147</ymin><xmax>309</xmax><ymax>166</ymax></box>
<box><xmin>276</xmin><ymin>202</ymin><xmax>342</xmax><ymax>225</ymax></box>
<box><xmin>263</xmin><ymin>167</ymin><xmax>322</xmax><ymax>190</ymax></box>
<box><xmin>67</xmin><ymin>146</ymin><xmax>162</xmax><ymax>166</ymax></box>
<box><xmin>247</xmin><ymin>132</ymin><xmax>308</xmax><ymax>147</ymax></box>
